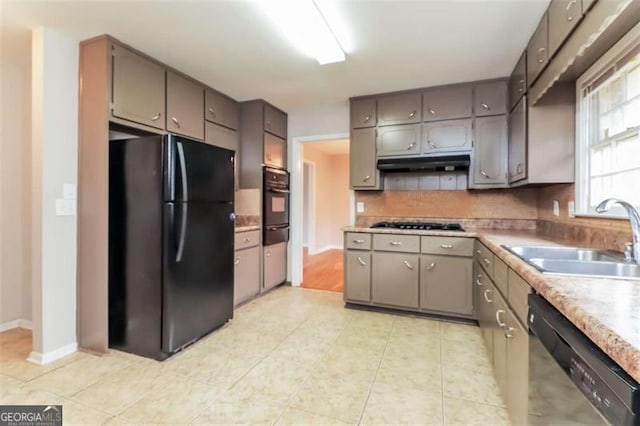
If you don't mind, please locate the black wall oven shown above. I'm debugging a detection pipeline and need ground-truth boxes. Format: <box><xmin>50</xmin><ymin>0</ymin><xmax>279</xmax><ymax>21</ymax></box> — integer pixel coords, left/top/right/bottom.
<box><xmin>263</xmin><ymin>167</ymin><xmax>289</xmax><ymax>246</ymax></box>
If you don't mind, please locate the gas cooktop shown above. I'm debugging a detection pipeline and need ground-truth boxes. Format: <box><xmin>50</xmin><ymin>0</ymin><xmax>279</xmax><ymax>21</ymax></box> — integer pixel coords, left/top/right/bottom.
<box><xmin>370</xmin><ymin>221</ymin><xmax>465</xmax><ymax>231</ymax></box>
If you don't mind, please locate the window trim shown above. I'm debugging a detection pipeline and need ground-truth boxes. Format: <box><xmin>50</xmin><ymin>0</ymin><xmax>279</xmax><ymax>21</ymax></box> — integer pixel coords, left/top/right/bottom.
<box><xmin>576</xmin><ymin>21</ymin><xmax>640</xmax><ymax>218</ymax></box>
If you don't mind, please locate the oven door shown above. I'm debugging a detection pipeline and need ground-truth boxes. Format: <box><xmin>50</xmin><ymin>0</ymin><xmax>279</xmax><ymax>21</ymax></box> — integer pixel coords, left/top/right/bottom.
<box><xmin>264</xmin><ymin>225</ymin><xmax>289</xmax><ymax>246</ymax></box>
<box><xmin>263</xmin><ymin>188</ymin><xmax>289</xmax><ymax>227</ymax></box>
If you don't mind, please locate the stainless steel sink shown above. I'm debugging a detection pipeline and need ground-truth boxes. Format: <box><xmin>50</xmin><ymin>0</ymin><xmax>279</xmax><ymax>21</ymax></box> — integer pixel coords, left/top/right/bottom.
<box><xmin>527</xmin><ymin>258</ymin><xmax>640</xmax><ymax>279</ymax></box>
<box><xmin>504</xmin><ymin>245</ymin><xmax>622</xmax><ymax>262</ymax></box>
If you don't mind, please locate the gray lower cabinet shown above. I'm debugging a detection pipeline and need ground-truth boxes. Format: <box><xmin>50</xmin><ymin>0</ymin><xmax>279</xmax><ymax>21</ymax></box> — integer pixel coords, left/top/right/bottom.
<box><xmin>166</xmin><ymin>71</ymin><xmax>205</xmax><ymax>140</ymax></box>
<box><xmin>420</xmin><ymin>255</ymin><xmax>473</xmax><ymax>315</ymax></box>
<box><xmin>476</xmin><ymin>262</ymin><xmax>495</xmax><ymax>361</ymax></box>
<box><xmin>350</xmin><ymin>127</ymin><xmax>380</xmax><ymax>189</ymax></box>
<box><xmin>471</xmin><ymin>115</ymin><xmax>508</xmax><ymax>188</ymax></box>
<box><xmin>263</xmin><ymin>242</ymin><xmax>287</xmax><ymax>290</ymax></box>
<box><xmin>492</xmin><ymin>284</ymin><xmax>509</xmax><ymax>402</ymax></box>
<box><xmin>344</xmin><ymin>251</ymin><xmax>371</xmax><ymax>302</ymax></box>
<box><xmin>505</xmin><ymin>309</ymin><xmax>529</xmax><ymax>426</ymax></box>
<box><xmin>234</xmin><ymin>245</ymin><xmax>260</xmax><ymax>306</ymax></box>
<box><xmin>111</xmin><ymin>44</ymin><xmax>165</xmax><ymax>129</ymax></box>
<box><xmin>422</xmin><ymin>119</ymin><xmax>472</xmax><ymax>154</ymax></box>
<box><xmin>508</xmin><ymin>96</ymin><xmax>527</xmax><ymax>183</ymax></box>
<box><xmin>376</xmin><ymin>124</ymin><xmax>421</xmax><ymax>157</ymax></box>
<box><xmin>372</xmin><ymin>252</ymin><xmax>419</xmax><ymax>308</ymax></box>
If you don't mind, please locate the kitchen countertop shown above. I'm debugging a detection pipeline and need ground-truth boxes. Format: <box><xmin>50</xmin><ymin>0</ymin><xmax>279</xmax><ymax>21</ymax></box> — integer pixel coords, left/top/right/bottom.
<box><xmin>344</xmin><ymin>226</ymin><xmax>640</xmax><ymax>383</ymax></box>
<box><xmin>235</xmin><ymin>225</ymin><xmax>260</xmax><ymax>233</ymax></box>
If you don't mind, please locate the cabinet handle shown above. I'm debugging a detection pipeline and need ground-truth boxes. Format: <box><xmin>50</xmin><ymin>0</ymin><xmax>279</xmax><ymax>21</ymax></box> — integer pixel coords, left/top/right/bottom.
<box><xmin>537</xmin><ymin>47</ymin><xmax>546</xmax><ymax>64</ymax></box>
<box><xmin>363</xmin><ymin>175</ymin><xmax>371</xmax><ymax>182</ymax></box>
<box><xmin>151</xmin><ymin>113</ymin><xmax>161</xmax><ymax>121</ymax></box>
<box><xmin>390</xmin><ymin>241</ymin><xmax>402</xmax><ymax>246</ymax></box>
<box><xmin>266</xmin><ymin>153</ymin><xmax>273</xmax><ymax>161</ymax></box>
<box><xmin>428</xmin><ymin>108</ymin><xmax>436</xmax><ymax>115</ymax></box>
<box><xmin>476</xmin><ymin>249</ymin><xmax>482</xmax><ymax>255</ymax></box>
<box><xmin>427</xmin><ymin>140</ymin><xmax>437</xmax><ymax>149</ymax></box>
<box><xmin>475</xmin><ymin>279</ymin><xmax>483</xmax><ymax>286</ymax></box>
<box><xmin>440</xmin><ymin>244</ymin><xmax>453</xmax><ymax>249</ymax></box>
<box><xmin>408</xmin><ymin>110</ymin><xmax>416</xmax><ymax>118</ymax></box>
<box><xmin>357</xmin><ymin>256</ymin><xmax>367</xmax><ymax>266</ymax></box>
<box><xmin>566</xmin><ymin>0</ymin><xmax>577</xmax><ymax>20</ymax></box>
<box><xmin>483</xmin><ymin>289</ymin><xmax>493</xmax><ymax>303</ymax></box>
<box><xmin>483</xmin><ymin>257</ymin><xmax>491</xmax><ymax>265</ymax></box>
<box><xmin>208</xmin><ymin>108</ymin><xmax>217</xmax><ymax>118</ymax></box>
<box><xmin>505</xmin><ymin>326</ymin><xmax>515</xmax><ymax>339</ymax></box>
<box><xmin>353</xmin><ymin>239</ymin><xmax>365</xmax><ymax>244</ymax></box>
<box><xmin>407</xmin><ymin>142</ymin><xmax>416</xmax><ymax>150</ymax></box>
<box><xmin>425</xmin><ymin>262</ymin><xmax>436</xmax><ymax>271</ymax></box>
<box><xmin>171</xmin><ymin>117</ymin><xmax>181</xmax><ymax>128</ymax></box>
<box><xmin>266</xmin><ymin>251</ymin><xmax>271</xmax><ymax>257</ymax></box>
<box><xmin>516</xmin><ymin>163</ymin><xmax>524</xmax><ymax>174</ymax></box>
<box><xmin>495</xmin><ymin>309</ymin><xmax>506</xmax><ymax>327</ymax></box>
<box><xmin>403</xmin><ymin>260</ymin><xmax>414</xmax><ymax>270</ymax></box>
<box><xmin>480</xmin><ymin>170</ymin><xmax>492</xmax><ymax>179</ymax></box>
<box><xmin>234</xmin><ymin>257</ymin><xmax>240</xmax><ymax>265</ymax></box>
<box><xmin>480</xmin><ymin>103</ymin><xmax>491</xmax><ymax>111</ymax></box>
<box><xmin>243</xmin><ymin>237</ymin><xmax>251</xmax><ymax>243</ymax></box>
<box><xmin>364</xmin><ymin>115</ymin><xmax>371</xmax><ymax>123</ymax></box>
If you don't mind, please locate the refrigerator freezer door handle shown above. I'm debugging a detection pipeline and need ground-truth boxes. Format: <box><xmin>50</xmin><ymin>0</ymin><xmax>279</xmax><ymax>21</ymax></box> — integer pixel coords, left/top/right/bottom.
<box><xmin>176</xmin><ymin>204</ymin><xmax>187</xmax><ymax>263</ymax></box>
<box><xmin>177</xmin><ymin>142</ymin><xmax>188</xmax><ymax>202</ymax></box>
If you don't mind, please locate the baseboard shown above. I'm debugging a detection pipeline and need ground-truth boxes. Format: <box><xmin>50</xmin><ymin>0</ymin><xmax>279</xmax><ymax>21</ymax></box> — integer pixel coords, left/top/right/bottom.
<box><xmin>309</xmin><ymin>244</ymin><xmax>343</xmax><ymax>255</ymax></box>
<box><xmin>0</xmin><ymin>318</ymin><xmax>33</xmax><ymax>332</ymax></box>
<box><xmin>28</xmin><ymin>342</ymin><xmax>77</xmax><ymax>365</ymax></box>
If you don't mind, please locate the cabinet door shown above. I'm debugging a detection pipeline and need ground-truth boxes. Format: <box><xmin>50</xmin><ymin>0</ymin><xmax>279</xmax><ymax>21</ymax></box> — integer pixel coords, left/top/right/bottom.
<box><xmin>422</xmin><ymin>119</ymin><xmax>472</xmax><ymax>153</ymax></box>
<box><xmin>234</xmin><ymin>246</ymin><xmax>260</xmax><ymax>306</ymax></box>
<box><xmin>548</xmin><ymin>0</ymin><xmax>583</xmax><ymax>58</ymax></box>
<box><xmin>264</xmin><ymin>104</ymin><xmax>287</xmax><ymax>138</ymax></box>
<box><xmin>264</xmin><ymin>133</ymin><xmax>287</xmax><ymax>169</ymax></box>
<box><xmin>205</xmin><ymin>89</ymin><xmax>239</xmax><ymax>130</ymax></box>
<box><xmin>420</xmin><ymin>255</ymin><xmax>473</xmax><ymax>316</ymax></box>
<box><xmin>508</xmin><ymin>96</ymin><xmax>527</xmax><ymax>183</ymax></box>
<box><xmin>205</xmin><ymin>121</ymin><xmax>238</xmax><ymax>151</ymax></box>
<box><xmin>166</xmin><ymin>72</ymin><xmax>205</xmax><ymax>140</ymax></box>
<box><xmin>372</xmin><ymin>252</ymin><xmax>419</xmax><ymax>308</ymax></box>
<box><xmin>351</xmin><ymin>99</ymin><xmax>376</xmax><ymax>128</ymax></box>
<box><xmin>377</xmin><ymin>93</ymin><xmax>422</xmax><ymax>126</ymax></box>
<box><xmin>472</xmin><ymin>115</ymin><xmax>508</xmax><ymax>187</ymax></box>
<box><xmin>350</xmin><ymin>128</ymin><xmax>379</xmax><ymax>189</ymax></box>
<box><xmin>376</xmin><ymin>124</ymin><xmax>421</xmax><ymax>157</ymax></box>
<box><xmin>492</xmin><ymin>288</ymin><xmax>509</xmax><ymax>401</ymax></box>
<box><xmin>111</xmin><ymin>44</ymin><xmax>165</xmax><ymax>129</ymax></box>
<box><xmin>345</xmin><ymin>251</ymin><xmax>371</xmax><ymax>302</ymax></box>
<box><xmin>264</xmin><ymin>242</ymin><xmax>287</xmax><ymax>290</ymax></box>
<box><xmin>476</xmin><ymin>264</ymin><xmax>494</xmax><ymax>361</ymax></box>
<box><xmin>509</xmin><ymin>52</ymin><xmax>527</xmax><ymax>111</ymax></box>
<box><xmin>475</xmin><ymin>81</ymin><xmax>508</xmax><ymax>117</ymax></box>
<box><xmin>527</xmin><ymin>12</ymin><xmax>549</xmax><ymax>87</ymax></box>
<box><xmin>423</xmin><ymin>86</ymin><xmax>472</xmax><ymax>122</ymax></box>
<box><xmin>506</xmin><ymin>310</ymin><xmax>529</xmax><ymax>426</ymax></box>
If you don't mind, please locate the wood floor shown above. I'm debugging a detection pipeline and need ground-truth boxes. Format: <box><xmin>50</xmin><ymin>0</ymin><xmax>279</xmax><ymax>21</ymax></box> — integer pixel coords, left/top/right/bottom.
<box><xmin>301</xmin><ymin>247</ymin><xmax>343</xmax><ymax>292</ymax></box>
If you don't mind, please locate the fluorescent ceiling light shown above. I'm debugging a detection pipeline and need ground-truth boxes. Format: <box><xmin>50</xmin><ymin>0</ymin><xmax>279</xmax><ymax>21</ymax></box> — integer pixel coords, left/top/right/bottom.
<box><xmin>259</xmin><ymin>0</ymin><xmax>346</xmax><ymax>65</ymax></box>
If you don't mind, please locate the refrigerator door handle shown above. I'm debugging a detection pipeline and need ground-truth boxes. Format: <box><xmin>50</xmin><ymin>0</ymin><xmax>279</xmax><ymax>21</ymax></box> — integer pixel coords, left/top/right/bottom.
<box><xmin>177</xmin><ymin>142</ymin><xmax>189</xmax><ymax>202</ymax></box>
<box><xmin>176</xmin><ymin>204</ymin><xmax>187</xmax><ymax>263</ymax></box>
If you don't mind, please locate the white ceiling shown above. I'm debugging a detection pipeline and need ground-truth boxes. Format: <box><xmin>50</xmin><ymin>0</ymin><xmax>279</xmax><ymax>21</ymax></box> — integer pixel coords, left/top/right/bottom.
<box><xmin>3</xmin><ymin>0</ymin><xmax>550</xmax><ymax>114</ymax></box>
<box><xmin>304</xmin><ymin>138</ymin><xmax>350</xmax><ymax>155</ymax></box>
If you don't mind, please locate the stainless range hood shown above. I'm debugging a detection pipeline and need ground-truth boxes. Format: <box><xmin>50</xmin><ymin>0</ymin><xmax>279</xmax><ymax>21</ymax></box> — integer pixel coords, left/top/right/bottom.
<box><xmin>376</xmin><ymin>154</ymin><xmax>470</xmax><ymax>173</ymax></box>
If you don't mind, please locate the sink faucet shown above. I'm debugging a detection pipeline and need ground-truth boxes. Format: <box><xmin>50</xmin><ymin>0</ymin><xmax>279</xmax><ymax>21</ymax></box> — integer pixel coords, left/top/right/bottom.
<box><xmin>595</xmin><ymin>198</ymin><xmax>640</xmax><ymax>264</ymax></box>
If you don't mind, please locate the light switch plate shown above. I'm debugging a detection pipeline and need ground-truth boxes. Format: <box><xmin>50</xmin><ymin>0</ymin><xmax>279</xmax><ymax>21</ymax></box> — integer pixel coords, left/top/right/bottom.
<box><xmin>56</xmin><ymin>199</ymin><xmax>76</xmax><ymax>216</ymax></box>
<box><xmin>356</xmin><ymin>202</ymin><xmax>365</xmax><ymax>213</ymax></box>
<box><xmin>63</xmin><ymin>183</ymin><xmax>77</xmax><ymax>200</ymax></box>
<box><xmin>553</xmin><ymin>200</ymin><xmax>560</xmax><ymax>217</ymax></box>
<box><xmin>568</xmin><ymin>201</ymin><xmax>575</xmax><ymax>218</ymax></box>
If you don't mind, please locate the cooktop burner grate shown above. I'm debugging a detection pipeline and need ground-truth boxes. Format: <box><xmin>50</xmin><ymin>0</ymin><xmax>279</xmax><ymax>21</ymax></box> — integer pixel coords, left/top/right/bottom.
<box><xmin>370</xmin><ymin>221</ymin><xmax>465</xmax><ymax>231</ymax></box>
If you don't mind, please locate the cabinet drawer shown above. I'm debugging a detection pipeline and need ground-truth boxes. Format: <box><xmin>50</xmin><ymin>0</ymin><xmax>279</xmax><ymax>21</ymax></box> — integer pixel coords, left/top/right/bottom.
<box><xmin>508</xmin><ymin>269</ymin><xmax>531</xmax><ymax>326</ymax></box>
<box><xmin>377</xmin><ymin>93</ymin><xmax>422</xmax><ymax>126</ymax></box>
<box><xmin>235</xmin><ymin>230</ymin><xmax>260</xmax><ymax>250</ymax></box>
<box><xmin>373</xmin><ymin>234</ymin><xmax>420</xmax><ymax>253</ymax></box>
<box><xmin>345</xmin><ymin>232</ymin><xmax>372</xmax><ymax>250</ymax></box>
<box><xmin>509</xmin><ymin>52</ymin><xmax>527</xmax><ymax>110</ymax></box>
<box><xmin>376</xmin><ymin>124</ymin><xmax>421</xmax><ymax>157</ymax></box>
<box><xmin>475</xmin><ymin>81</ymin><xmax>508</xmax><ymax>117</ymax></box>
<box><xmin>234</xmin><ymin>246</ymin><xmax>260</xmax><ymax>306</ymax></box>
<box><xmin>423</xmin><ymin>85</ymin><xmax>472</xmax><ymax>122</ymax></box>
<box><xmin>351</xmin><ymin>99</ymin><xmax>376</xmax><ymax>128</ymax></box>
<box><xmin>205</xmin><ymin>89</ymin><xmax>239</xmax><ymax>130</ymax></box>
<box><xmin>475</xmin><ymin>242</ymin><xmax>494</xmax><ymax>277</ymax></box>
<box><xmin>264</xmin><ymin>104</ymin><xmax>287</xmax><ymax>138</ymax></box>
<box><xmin>421</xmin><ymin>236</ymin><xmax>473</xmax><ymax>256</ymax></box>
<box><xmin>493</xmin><ymin>256</ymin><xmax>509</xmax><ymax>298</ymax></box>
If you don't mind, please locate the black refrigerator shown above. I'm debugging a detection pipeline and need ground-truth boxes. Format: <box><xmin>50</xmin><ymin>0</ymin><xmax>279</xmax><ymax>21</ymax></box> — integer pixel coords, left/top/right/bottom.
<box><xmin>109</xmin><ymin>134</ymin><xmax>234</xmax><ymax>360</ymax></box>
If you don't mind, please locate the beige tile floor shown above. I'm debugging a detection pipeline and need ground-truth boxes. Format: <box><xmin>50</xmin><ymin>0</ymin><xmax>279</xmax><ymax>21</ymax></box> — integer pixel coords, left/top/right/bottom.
<box><xmin>0</xmin><ymin>287</ymin><xmax>509</xmax><ymax>425</ymax></box>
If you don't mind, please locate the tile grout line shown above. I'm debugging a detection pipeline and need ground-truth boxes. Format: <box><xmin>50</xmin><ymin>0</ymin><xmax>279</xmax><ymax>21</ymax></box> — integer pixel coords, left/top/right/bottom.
<box><xmin>356</xmin><ymin>316</ymin><xmax>396</xmax><ymax>425</ymax></box>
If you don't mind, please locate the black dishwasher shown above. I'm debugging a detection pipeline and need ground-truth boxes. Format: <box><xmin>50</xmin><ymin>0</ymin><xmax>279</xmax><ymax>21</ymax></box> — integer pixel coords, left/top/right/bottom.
<box><xmin>528</xmin><ymin>295</ymin><xmax>639</xmax><ymax>425</ymax></box>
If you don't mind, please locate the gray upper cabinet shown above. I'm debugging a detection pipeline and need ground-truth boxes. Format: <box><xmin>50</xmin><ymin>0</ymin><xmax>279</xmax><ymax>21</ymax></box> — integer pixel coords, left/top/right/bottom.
<box><xmin>377</xmin><ymin>124</ymin><xmax>421</xmax><ymax>157</ymax></box>
<box><xmin>475</xmin><ymin>81</ymin><xmax>508</xmax><ymax>117</ymax></box>
<box><xmin>509</xmin><ymin>52</ymin><xmax>527</xmax><ymax>111</ymax></box>
<box><xmin>166</xmin><ymin>71</ymin><xmax>205</xmax><ymax>140</ymax></box>
<box><xmin>582</xmin><ymin>0</ymin><xmax>595</xmax><ymax>11</ymax></box>
<box><xmin>472</xmin><ymin>115</ymin><xmax>508</xmax><ymax>187</ymax></box>
<box><xmin>111</xmin><ymin>44</ymin><xmax>165</xmax><ymax>129</ymax></box>
<box><xmin>350</xmin><ymin>128</ymin><xmax>380</xmax><ymax>189</ymax></box>
<box><xmin>205</xmin><ymin>89</ymin><xmax>239</xmax><ymax>130</ymax></box>
<box><xmin>264</xmin><ymin>104</ymin><xmax>287</xmax><ymax>139</ymax></box>
<box><xmin>264</xmin><ymin>133</ymin><xmax>287</xmax><ymax>169</ymax></box>
<box><xmin>508</xmin><ymin>96</ymin><xmax>527</xmax><ymax>184</ymax></box>
<box><xmin>351</xmin><ymin>98</ymin><xmax>377</xmax><ymax>128</ymax></box>
<box><xmin>377</xmin><ymin>93</ymin><xmax>422</xmax><ymax>126</ymax></box>
<box><xmin>345</xmin><ymin>251</ymin><xmax>372</xmax><ymax>302</ymax></box>
<box><xmin>420</xmin><ymin>255</ymin><xmax>473</xmax><ymax>316</ymax></box>
<box><xmin>422</xmin><ymin>119</ymin><xmax>472</xmax><ymax>154</ymax></box>
<box><xmin>527</xmin><ymin>12</ymin><xmax>549</xmax><ymax>87</ymax></box>
<box><xmin>422</xmin><ymin>86</ymin><xmax>472</xmax><ymax>122</ymax></box>
<box><xmin>372</xmin><ymin>252</ymin><xmax>419</xmax><ymax>308</ymax></box>
<box><xmin>205</xmin><ymin>121</ymin><xmax>238</xmax><ymax>152</ymax></box>
<box><xmin>548</xmin><ymin>0</ymin><xmax>583</xmax><ymax>58</ymax></box>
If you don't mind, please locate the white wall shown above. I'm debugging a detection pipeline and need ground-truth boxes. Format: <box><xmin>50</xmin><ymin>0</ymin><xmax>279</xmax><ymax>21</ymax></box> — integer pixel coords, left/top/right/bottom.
<box><xmin>288</xmin><ymin>101</ymin><xmax>350</xmax><ymax>138</ymax></box>
<box><xmin>0</xmin><ymin>26</ymin><xmax>32</xmax><ymax>328</ymax></box>
<box><xmin>30</xmin><ymin>27</ymin><xmax>78</xmax><ymax>361</ymax></box>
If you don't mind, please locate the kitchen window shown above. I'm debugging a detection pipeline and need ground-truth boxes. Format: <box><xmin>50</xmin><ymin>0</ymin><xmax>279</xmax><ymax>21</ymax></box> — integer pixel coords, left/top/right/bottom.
<box><xmin>576</xmin><ymin>23</ymin><xmax>640</xmax><ymax>217</ymax></box>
